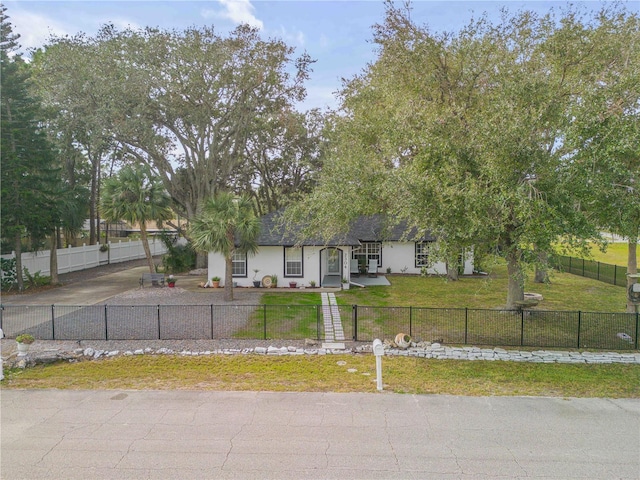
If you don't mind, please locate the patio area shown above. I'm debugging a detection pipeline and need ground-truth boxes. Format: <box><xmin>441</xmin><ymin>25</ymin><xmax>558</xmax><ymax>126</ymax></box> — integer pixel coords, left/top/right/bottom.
<box><xmin>321</xmin><ymin>274</ymin><xmax>390</xmax><ymax>288</ymax></box>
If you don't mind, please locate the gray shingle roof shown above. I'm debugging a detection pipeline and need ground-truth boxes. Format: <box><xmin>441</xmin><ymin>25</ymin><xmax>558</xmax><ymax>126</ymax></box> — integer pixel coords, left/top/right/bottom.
<box><xmin>257</xmin><ymin>212</ymin><xmax>435</xmax><ymax>246</ymax></box>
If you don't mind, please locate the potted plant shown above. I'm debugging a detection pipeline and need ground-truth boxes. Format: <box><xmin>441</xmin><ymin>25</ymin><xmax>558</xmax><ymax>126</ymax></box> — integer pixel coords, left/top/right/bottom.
<box><xmin>289</xmin><ymin>281</ymin><xmax>297</xmax><ymax>288</ymax></box>
<box><xmin>309</xmin><ymin>280</ymin><xmax>316</xmax><ymax>288</ymax></box>
<box><xmin>270</xmin><ymin>274</ymin><xmax>278</xmax><ymax>288</ymax></box>
<box><xmin>167</xmin><ymin>274</ymin><xmax>177</xmax><ymax>287</ymax></box>
<box><xmin>211</xmin><ymin>276</ymin><xmax>221</xmax><ymax>288</ymax></box>
<box><xmin>342</xmin><ymin>277</ymin><xmax>350</xmax><ymax>290</ymax></box>
<box><xmin>252</xmin><ymin>269</ymin><xmax>261</xmax><ymax>288</ymax></box>
<box><xmin>16</xmin><ymin>333</ymin><xmax>35</xmax><ymax>356</ymax></box>
<box><xmin>394</xmin><ymin>333</ymin><xmax>411</xmax><ymax>349</ymax></box>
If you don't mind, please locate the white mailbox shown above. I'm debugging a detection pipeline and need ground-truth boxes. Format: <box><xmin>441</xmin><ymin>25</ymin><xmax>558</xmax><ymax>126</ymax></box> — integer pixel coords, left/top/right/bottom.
<box><xmin>372</xmin><ymin>338</ymin><xmax>384</xmax><ymax>357</ymax></box>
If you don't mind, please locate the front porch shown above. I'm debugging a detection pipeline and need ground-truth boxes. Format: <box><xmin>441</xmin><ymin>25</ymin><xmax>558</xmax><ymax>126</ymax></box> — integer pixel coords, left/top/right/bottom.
<box><xmin>321</xmin><ymin>274</ymin><xmax>391</xmax><ymax>288</ymax></box>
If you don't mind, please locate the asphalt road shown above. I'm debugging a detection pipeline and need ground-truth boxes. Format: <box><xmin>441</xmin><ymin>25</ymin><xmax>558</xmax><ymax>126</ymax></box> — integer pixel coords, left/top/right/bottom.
<box><xmin>1</xmin><ymin>390</ymin><xmax>639</xmax><ymax>479</ymax></box>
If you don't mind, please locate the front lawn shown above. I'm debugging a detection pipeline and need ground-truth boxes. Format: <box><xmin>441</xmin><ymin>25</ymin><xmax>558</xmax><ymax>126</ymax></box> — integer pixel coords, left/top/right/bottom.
<box><xmin>261</xmin><ymin>263</ymin><xmax>627</xmax><ymax>313</ymax></box>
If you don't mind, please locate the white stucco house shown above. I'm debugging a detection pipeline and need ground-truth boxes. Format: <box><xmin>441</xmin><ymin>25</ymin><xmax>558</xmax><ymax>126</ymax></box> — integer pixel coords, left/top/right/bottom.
<box><xmin>207</xmin><ymin>212</ymin><xmax>474</xmax><ymax>288</ymax></box>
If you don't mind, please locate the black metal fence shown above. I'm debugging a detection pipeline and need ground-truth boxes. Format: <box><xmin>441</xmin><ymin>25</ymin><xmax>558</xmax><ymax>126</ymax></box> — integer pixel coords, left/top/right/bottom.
<box><xmin>554</xmin><ymin>255</ymin><xmax>628</xmax><ymax>287</ymax></box>
<box><xmin>1</xmin><ymin>304</ymin><xmax>638</xmax><ymax>351</ymax></box>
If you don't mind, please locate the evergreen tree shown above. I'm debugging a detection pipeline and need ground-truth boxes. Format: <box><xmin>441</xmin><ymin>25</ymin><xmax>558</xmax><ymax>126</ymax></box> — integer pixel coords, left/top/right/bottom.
<box><xmin>1</xmin><ymin>6</ymin><xmax>60</xmax><ymax>290</ymax></box>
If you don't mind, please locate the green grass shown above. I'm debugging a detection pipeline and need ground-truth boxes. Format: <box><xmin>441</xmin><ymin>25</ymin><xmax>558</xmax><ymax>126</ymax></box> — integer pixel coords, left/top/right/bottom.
<box><xmin>250</xmin><ymin>263</ymin><xmax>630</xmax><ymax>346</ymax></box>
<box><xmin>237</xmin><ymin>293</ymin><xmax>322</xmax><ymax>339</ymax></box>
<box><xmin>261</xmin><ymin>264</ymin><xmax>627</xmax><ymax>312</ymax></box>
<box><xmin>559</xmin><ymin>241</ymin><xmax>635</xmax><ymax>267</ymax></box>
<box><xmin>3</xmin><ymin>355</ymin><xmax>638</xmax><ymax>398</ymax></box>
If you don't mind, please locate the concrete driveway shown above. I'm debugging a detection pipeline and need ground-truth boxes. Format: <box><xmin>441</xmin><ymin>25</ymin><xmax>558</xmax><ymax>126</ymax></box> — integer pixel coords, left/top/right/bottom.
<box><xmin>1</xmin><ymin>266</ymin><xmax>152</xmax><ymax>306</ymax></box>
<box><xmin>2</xmin><ymin>390</ymin><xmax>639</xmax><ymax>479</ymax></box>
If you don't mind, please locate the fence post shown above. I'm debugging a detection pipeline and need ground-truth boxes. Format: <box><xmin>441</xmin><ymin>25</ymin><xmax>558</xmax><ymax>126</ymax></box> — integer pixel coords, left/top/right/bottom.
<box><xmin>464</xmin><ymin>308</ymin><xmax>468</xmax><ymax>345</ymax></box>
<box><xmin>51</xmin><ymin>305</ymin><xmax>55</xmax><ymax>340</ymax></box>
<box><xmin>352</xmin><ymin>304</ymin><xmax>358</xmax><ymax>341</ymax></box>
<box><xmin>409</xmin><ymin>306</ymin><xmax>413</xmax><ymax>337</ymax></box>
<box><xmin>614</xmin><ymin>265</ymin><xmax>617</xmax><ymax>286</ymax></box>
<box><xmin>0</xmin><ymin>305</ymin><xmax>3</xmax><ymax>331</ymax></box>
<box><xmin>263</xmin><ymin>304</ymin><xmax>267</xmax><ymax>340</ymax></box>
<box><xmin>635</xmin><ymin>311</ymin><xmax>638</xmax><ymax>350</ymax></box>
<box><xmin>105</xmin><ymin>305</ymin><xmax>108</xmax><ymax>340</ymax></box>
<box><xmin>582</xmin><ymin>258</ymin><xmax>585</xmax><ymax>277</ymax></box>
<box><xmin>210</xmin><ymin>305</ymin><xmax>214</xmax><ymax>339</ymax></box>
<box><xmin>597</xmin><ymin>261</ymin><xmax>600</xmax><ymax>281</ymax></box>
<box><xmin>157</xmin><ymin>305</ymin><xmax>161</xmax><ymax>340</ymax></box>
<box><xmin>577</xmin><ymin>311</ymin><xmax>581</xmax><ymax>349</ymax></box>
<box><xmin>316</xmin><ymin>306</ymin><xmax>321</xmax><ymax>341</ymax></box>
<box><xmin>520</xmin><ymin>308</ymin><xmax>524</xmax><ymax>347</ymax></box>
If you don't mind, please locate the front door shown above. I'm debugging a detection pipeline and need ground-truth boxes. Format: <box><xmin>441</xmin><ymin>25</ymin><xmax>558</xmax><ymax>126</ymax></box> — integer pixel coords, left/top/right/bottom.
<box><xmin>327</xmin><ymin>248</ymin><xmax>340</xmax><ymax>275</ymax></box>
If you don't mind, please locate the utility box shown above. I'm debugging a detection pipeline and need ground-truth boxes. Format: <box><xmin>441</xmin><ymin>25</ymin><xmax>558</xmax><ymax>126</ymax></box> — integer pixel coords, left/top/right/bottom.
<box><xmin>373</xmin><ymin>338</ymin><xmax>384</xmax><ymax>357</ymax></box>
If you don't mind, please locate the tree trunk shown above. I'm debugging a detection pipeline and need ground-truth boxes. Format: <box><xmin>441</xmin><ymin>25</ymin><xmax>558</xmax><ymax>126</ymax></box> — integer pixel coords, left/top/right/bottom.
<box><xmin>49</xmin><ymin>232</ymin><xmax>59</xmax><ymax>286</ymax></box>
<box><xmin>534</xmin><ymin>250</ymin><xmax>549</xmax><ymax>283</ymax></box>
<box><xmin>89</xmin><ymin>160</ymin><xmax>98</xmax><ymax>245</ymax></box>
<box><xmin>445</xmin><ymin>258</ymin><xmax>459</xmax><ymax>282</ymax></box>
<box><xmin>627</xmin><ymin>237</ymin><xmax>638</xmax><ymax>313</ymax></box>
<box><xmin>14</xmin><ymin>231</ymin><xmax>24</xmax><ymax>292</ymax></box>
<box><xmin>140</xmin><ymin>223</ymin><xmax>155</xmax><ymax>273</ymax></box>
<box><xmin>505</xmin><ymin>249</ymin><xmax>525</xmax><ymax>310</ymax></box>
<box><xmin>224</xmin><ymin>252</ymin><xmax>234</xmax><ymax>302</ymax></box>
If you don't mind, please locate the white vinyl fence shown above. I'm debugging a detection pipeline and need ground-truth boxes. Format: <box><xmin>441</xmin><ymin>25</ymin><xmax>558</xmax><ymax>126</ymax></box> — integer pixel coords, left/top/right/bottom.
<box><xmin>1</xmin><ymin>238</ymin><xmax>169</xmax><ymax>277</ymax></box>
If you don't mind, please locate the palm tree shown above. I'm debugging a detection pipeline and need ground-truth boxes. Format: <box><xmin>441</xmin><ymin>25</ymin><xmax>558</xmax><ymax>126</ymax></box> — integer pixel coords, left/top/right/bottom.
<box><xmin>189</xmin><ymin>193</ymin><xmax>260</xmax><ymax>301</ymax></box>
<box><xmin>101</xmin><ymin>165</ymin><xmax>173</xmax><ymax>273</ymax></box>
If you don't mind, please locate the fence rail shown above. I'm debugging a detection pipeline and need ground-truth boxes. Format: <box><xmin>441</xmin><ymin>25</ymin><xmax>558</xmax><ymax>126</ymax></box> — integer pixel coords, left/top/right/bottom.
<box><xmin>554</xmin><ymin>255</ymin><xmax>628</xmax><ymax>287</ymax></box>
<box><xmin>0</xmin><ymin>238</ymin><xmax>170</xmax><ymax>277</ymax></box>
<box><xmin>1</xmin><ymin>304</ymin><xmax>638</xmax><ymax>351</ymax></box>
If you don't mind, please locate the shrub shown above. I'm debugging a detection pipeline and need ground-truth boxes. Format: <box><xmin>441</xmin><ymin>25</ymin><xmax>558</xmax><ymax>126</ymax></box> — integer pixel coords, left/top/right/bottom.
<box><xmin>23</xmin><ymin>268</ymin><xmax>51</xmax><ymax>289</ymax></box>
<box><xmin>159</xmin><ymin>232</ymin><xmax>196</xmax><ymax>273</ymax></box>
<box><xmin>16</xmin><ymin>334</ymin><xmax>35</xmax><ymax>344</ymax></box>
<box><xmin>1</xmin><ymin>257</ymin><xmax>17</xmax><ymax>291</ymax></box>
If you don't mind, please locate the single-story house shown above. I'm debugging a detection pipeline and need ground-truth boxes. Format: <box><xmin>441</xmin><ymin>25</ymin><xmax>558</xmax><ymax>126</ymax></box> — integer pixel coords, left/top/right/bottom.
<box><xmin>207</xmin><ymin>213</ymin><xmax>474</xmax><ymax>288</ymax></box>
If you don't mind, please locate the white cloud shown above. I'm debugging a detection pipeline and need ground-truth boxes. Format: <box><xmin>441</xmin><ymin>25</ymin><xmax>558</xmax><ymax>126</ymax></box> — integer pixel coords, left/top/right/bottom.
<box><xmin>202</xmin><ymin>0</ymin><xmax>263</xmax><ymax>30</ymax></box>
<box><xmin>9</xmin><ymin>10</ymin><xmax>71</xmax><ymax>52</ymax></box>
<box><xmin>274</xmin><ymin>25</ymin><xmax>305</xmax><ymax>47</ymax></box>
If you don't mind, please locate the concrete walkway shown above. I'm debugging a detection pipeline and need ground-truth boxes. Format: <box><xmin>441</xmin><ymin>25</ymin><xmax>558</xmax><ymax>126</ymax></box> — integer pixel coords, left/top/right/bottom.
<box><xmin>1</xmin><ymin>390</ymin><xmax>638</xmax><ymax>479</ymax></box>
<box><xmin>321</xmin><ymin>292</ymin><xmax>345</xmax><ymax>342</ymax></box>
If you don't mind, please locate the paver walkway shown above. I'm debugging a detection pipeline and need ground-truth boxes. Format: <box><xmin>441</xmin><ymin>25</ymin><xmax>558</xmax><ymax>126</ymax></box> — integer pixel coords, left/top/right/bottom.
<box><xmin>321</xmin><ymin>292</ymin><xmax>345</xmax><ymax>342</ymax></box>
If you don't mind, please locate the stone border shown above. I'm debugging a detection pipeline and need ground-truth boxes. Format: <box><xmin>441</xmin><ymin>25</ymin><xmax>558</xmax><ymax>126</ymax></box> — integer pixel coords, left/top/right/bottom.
<box><xmin>4</xmin><ymin>341</ymin><xmax>639</xmax><ymax>371</ymax></box>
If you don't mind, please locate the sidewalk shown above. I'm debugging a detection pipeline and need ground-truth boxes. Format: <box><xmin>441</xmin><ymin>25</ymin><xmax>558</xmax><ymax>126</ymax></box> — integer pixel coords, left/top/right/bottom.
<box><xmin>2</xmin><ymin>390</ymin><xmax>638</xmax><ymax>479</ymax></box>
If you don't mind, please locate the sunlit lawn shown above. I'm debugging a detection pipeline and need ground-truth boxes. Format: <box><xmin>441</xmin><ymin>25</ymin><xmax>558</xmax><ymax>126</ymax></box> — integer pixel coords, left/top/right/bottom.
<box><xmin>3</xmin><ymin>355</ymin><xmax>639</xmax><ymax>398</ymax></box>
<box><xmin>559</xmin><ymin>241</ymin><xmax>635</xmax><ymax>267</ymax></box>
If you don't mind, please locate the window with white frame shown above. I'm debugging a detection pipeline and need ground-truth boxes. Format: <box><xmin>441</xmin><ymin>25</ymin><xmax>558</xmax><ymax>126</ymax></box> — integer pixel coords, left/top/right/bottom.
<box><xmin>284</xmin><ymin>247</ymin><xmax>303</xmax><ymax>277</ymax></box>
<box><xmin>231</xmin><ymin>250</ymin><xmax>247</xmax><ymax>277</ymax></box>
<box><xmin>415</xmin><ymin>241</ymin><xmax>434</xmax><ymax>267</ymax></box>
<box><xmin>352</xmin><ymin>242</ymin><xmax>381</xmax><ymax>269</ymax></box>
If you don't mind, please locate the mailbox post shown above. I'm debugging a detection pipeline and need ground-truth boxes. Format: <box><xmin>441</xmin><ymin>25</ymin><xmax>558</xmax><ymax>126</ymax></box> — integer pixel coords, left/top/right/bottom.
<box><xmin>372</xmin><ymin>338</ymin><xmax>384</xmax><ymax>391</ymax></box>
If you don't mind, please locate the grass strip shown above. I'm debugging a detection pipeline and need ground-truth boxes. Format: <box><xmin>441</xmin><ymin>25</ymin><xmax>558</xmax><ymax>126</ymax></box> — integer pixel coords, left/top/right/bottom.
<box><xmin>3</xmin><ymin>355</ymin><xmax>638</xmax><ymax>398</ymax></box>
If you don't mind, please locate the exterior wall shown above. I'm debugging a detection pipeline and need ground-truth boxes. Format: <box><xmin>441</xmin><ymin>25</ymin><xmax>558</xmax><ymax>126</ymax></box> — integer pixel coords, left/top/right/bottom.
<box><xmin>208</xmin><ymin>246</ymin><xmax>325</xmax><ymax>288</ymax></box>
<box><xmin>380</xmin><ymin>242</ymin><xmax>474</xmax><ymax>275</ymax></box>
<box><xmin>208</xmin><ymin>242</ymin><xmax>474</xmax><ymax>286</ymax></box>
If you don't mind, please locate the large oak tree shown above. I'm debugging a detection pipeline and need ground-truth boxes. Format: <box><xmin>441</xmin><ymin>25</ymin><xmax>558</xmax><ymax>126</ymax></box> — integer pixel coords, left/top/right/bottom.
<box><xmin>292</xmin><ymin>3</ymin><xmax>633</xmax><ymax>309</ymax></box>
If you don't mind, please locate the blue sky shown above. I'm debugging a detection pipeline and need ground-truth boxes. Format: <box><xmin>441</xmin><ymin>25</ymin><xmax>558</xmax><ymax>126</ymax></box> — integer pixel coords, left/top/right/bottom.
<box><xmin>5</xmin><ymin>1</ymin><xmax>634</xmax><ymax>111</ymax></box>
